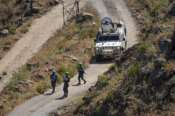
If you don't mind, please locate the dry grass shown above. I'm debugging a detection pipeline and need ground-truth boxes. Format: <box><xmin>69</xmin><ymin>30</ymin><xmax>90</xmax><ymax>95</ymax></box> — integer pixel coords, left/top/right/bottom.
<box><xmin>0</xmin><ymin>6</ymin><xmax>99</xmax><ymax>115</ymax></box>
<box><xmin>0</xmin><ymin>0</ymin><xmax>58</xmax><ymax>61</ymax></box>
<box><xmin>72</xmin><ymin>1</ymin><xmax>175</xmax><ymax>116</ymax></box>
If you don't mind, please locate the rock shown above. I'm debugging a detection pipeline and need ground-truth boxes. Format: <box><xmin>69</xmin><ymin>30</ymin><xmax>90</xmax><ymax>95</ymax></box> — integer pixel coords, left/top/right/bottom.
<box><xmin>34</xmin><ymin>72</ymin><xmax>45</xmax><ymax>80</ymax></box>
<box><xmin>64</xmin><ymin>55</ymin><xmax>78</xmax><ymax>62</ymax></box>
<box><xmin>48</xmin><ymin>112</ymin><xmax>60</xmax><ymax>116</ymax></box>
<box><xmin>26</xmin><ymin>62</ymin><xmax>39</xmax><ymax>71</ymax></box>
<box><xmin>76</xmin><ymin>12</ymin><xmax>94</xmax><ymax>23</ymax></box>
<box><xmin>49</xmin><ymin>0</ymin><xmax>59</xmax><ymax>6</ymax></box>
<box><xmin>0</xmin><ymin>103</ymin><xmax>3</xmax><ymax>109</ymax></box>
<box><xmin>83</xmin><ymin>12</ymin><xmax>94</xmax><ymax>19</ymax></box>
<box><xmin>18</xmin><ymin>80</ymin><xmax>26</xmax><ymax>85</ymax></box>
<box><xmin>0</xmin><ymin>29</ymin><xmax>9</xmax><ymax>36</ymax></box>
<box><xmin>141</xmin><ymin>65</ymin><xmax>152</xmax><ymax>76</ymax></box>
<box><xmin>170</xmin><ymin>87</ymin><xmax>175</xmax><ymax>100</ymax></box>
<box><xmin>167</xmin><ymin>75</ymin><xmax>175</xmax><ymax>84</ymax></box>
<box><xmin>2</xmin><ymin>72</ymin><xmax>7</xmax><ymax>76</ymax></box>
<box><xmin>159</xmin><ymin>39</ymin><xmax>171</xmax><ymax>54</ymax></box>
<box><xmin>83</xmin><ymin>96</ymin><xmax>92</xmax><ymax>104</ymax></box>
<box><xmin>156</xmin><ymin>89</ymin><xmax>169</xmax><ymax>101</ymax></box>
<box><xmin>169</xmin><ymin>31</ymin><xmax>175</xmax><ymax>58</ymax></box>
<box><xmin>26</xmin><ymin>80</ymin><xmax>34</xmax><ymax>85</ymax></box>
<box><xmin>154</xmin><ymin>57</ymin><xmax>166</xmax><ymax>69</ymax></box>
<box><xmin>168</xmin><ymin>2</ymin><xmax>175</xmax><ymax>16</ymax></box>
<box><xmin>3</xmin><ymin>45</ymin><xmax>11</xmax><ymax>51</ymax></box>
<box><xmin>32</xmin><ymin>7</ymin><xmax>40</xmax><ymax>14</ymax></box>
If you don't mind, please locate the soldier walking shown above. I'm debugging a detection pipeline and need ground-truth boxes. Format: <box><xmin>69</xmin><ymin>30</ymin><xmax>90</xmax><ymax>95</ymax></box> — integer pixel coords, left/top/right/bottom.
<box><xmin>50</xmin><ymin>69</ymin><xmax>58</xmax><ymax>94</ymax></box>
<box><xmin>63</xmin><ymin>72</ymin><xmax>70</xmax><ymax>97</ymax></box>
<box><xmin>77</xmin><ymin>63</ymin><xmax>86</xmax><ymax>85</ymax></box>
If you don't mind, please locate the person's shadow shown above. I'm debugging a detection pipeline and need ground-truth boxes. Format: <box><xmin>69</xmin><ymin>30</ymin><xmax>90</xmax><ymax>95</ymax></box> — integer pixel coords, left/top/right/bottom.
<box><xmin>72</xmin><ymin>83</ymin><xmax>81</xmax><ymax>86</ymax></box>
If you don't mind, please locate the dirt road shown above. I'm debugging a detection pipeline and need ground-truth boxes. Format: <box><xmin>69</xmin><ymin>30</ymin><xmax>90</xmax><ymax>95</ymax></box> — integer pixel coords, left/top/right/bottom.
<box><xmin>0</xmin><ymin>0</ymin><xmax>87</xmax><ymax>93</ymax></box>
<box><xmin>8</xmin><ymin>0</ymin><xmax>138</xmax><ymax>116</ymax></box>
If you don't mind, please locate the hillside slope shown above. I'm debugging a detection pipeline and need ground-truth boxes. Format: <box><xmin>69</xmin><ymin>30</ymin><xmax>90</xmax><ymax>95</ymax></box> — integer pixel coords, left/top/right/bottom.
<box><xmin>70</xmin><ymin>0</ymin><xmax>175</xmax><ymax>116</ymax></box>
<box><xmin>0</xmin><ymin>0</ymin><xmax>57</xmax><ymax>30</ymax></box>
<box><xmin>7</xmin><ymin>0</ymin><xmax>138</xmax><ymax>116</ymax></box>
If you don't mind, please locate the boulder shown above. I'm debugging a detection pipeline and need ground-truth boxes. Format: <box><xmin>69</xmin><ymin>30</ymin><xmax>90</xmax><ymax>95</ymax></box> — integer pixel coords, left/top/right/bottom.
<box><xmin>33</xmin><ymin>71</ymin><xmax>45</xmax><ymax>80</ymax></box>
<box><xmin>0</xmin><ymin>103</ymin><xmax>3</xmax><ymax>109</ymax></box>
<box><xmin>159</xmin><ymin>39</ymin><xmax>171</xmax><ymax>54</ymax></box>
<box><xmin>26</xmin><ymin>62</ymin><xmax>39</xmax><ymax>71</ymax></box>
<box><xmin>154</xmin><ymin>57</ymin><xmax>166</xmax><ymax>69</ymax></box>
<box><xmin>2</xmin><ymin>72</ymin><xmax>7</xmax><ymax>76</ymax></box>
<box><xmin>169</xmin><ymin>2</ymin><xmax>175</xmax><ymax>16</ymax></box>
<box><xmin>0</xmin><ymin>29</ymin><xmax>9</xmax><ymax>36</ymax></box>
<box><xmin>64</xmin><ymin>54</ymin><xmax>78</xmax><ymax>62</ymax></box>
<box><xmin>49</xmin><ymin>0</ymin><xmax>60</xmax><ymax>6</ymax></box>
<box><xmin>170</xmin><ymin>87</ymin><xmax>175</xmax><ymax>100</ymax></box>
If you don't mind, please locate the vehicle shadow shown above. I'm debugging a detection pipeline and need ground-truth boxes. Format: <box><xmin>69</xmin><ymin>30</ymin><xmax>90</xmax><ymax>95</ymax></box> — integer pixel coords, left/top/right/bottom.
<box><xmin>89</xmin><ymin>56</ymin><xmax>114</xmax><ymax>65</ymax></box>
<box><xmin>72</xmin><ymin>83</ymin><xmax>81</xmax><ymax>86</ymax></box>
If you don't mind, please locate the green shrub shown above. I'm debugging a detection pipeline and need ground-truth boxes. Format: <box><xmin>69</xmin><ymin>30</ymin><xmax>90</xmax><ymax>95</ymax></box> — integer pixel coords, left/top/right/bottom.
<box><xmin>20</xmin><ymin>27</ymin><xmax>28</xmax><ymax>33</ymax></box>
<box><xmin>94</xmin><ymin>105</ymin><xmax>103</xmax><ymax>116</ymax></box>
<box><xmin>57</xmin><ymin>47</ymin><xmax>65</xmax><ymax>54</ymax></box>
<box><xmin>59</xmin><ymin>64</ymin><xmax>67</xmax><ymax>76</ymax></box>
<box><xmin>8</xmin><ymin>24</ymin><xmax>17</xmax><ymax>34</ymax></box>
<box><xmin>7</xmin><ymin>67</ymin><xmax>29</xmax><ymax>92</ymax></box>
<box><xmin>106</xmin><ymin>91</ymin><xmax>114</xmax><ymax>102</ymax></box>
<box><xmin>59</xmin><ymin>64</ymin><xmax>76</xmax><ymax>77</ymax></box>
<box><xmin>127</xmin><ymin>63</ymin><xmax>140</xmax><ymax>77</ymax></box>
<box><xmin>137</xmin><ymin>42</ymin><xmax>156</xmax><ymax>54</ymax></box>
<box><xmin>96</xmin><ymin>75</ymin><xmax>109</xmax><ymax>89</ymax></box>
<box><xmin>67</xmin><ymin>66</ymin><xmax>76</xmax><ymax>77</ymax></box>
<box><xmin>36</xmin><ymin>81</ymin><xmax>49</xmax><ymax>94</ymax></box>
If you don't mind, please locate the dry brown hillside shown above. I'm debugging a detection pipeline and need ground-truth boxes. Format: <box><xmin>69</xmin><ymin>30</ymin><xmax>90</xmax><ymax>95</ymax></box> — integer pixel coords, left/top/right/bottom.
<box><xmin>0</xmin><ymin>0</ymin><xmax>58</xmax><ymax>33</ymax></box>
<box><xmin>0</xmin><ymin>0</ymin><xmax>58</xmax><ymax>60</ymax></box>
<box><xmin>63</xmin><ymin>0</ymin><xmax>175</xmax><ymax>116</ymax></box>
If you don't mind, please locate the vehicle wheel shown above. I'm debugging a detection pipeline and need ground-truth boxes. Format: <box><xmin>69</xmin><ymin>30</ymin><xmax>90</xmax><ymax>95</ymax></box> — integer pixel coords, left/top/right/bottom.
<box><xmin>95</xmin><ymin>55</ymin><xmax>102</xmax><ymax>62</ymax></box>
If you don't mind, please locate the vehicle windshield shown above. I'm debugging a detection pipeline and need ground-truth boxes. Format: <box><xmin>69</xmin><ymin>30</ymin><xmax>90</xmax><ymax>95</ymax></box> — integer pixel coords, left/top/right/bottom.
<box><xmin>97</xmin><ymin>35</ymin><xmax>120</xmax><ymax>42</ymax></box>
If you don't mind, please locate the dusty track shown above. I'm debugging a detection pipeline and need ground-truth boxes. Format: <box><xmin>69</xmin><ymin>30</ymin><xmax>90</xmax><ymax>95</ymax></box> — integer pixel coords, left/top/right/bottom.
<box><xmin>0</xmin><ymin>0</ymin><xmax>86</xmax><ymax>93</ymax></box>
<box><xmin>8</xmin><ymin>0</ymin><xmax>138</xmax><ymax>116</ymax></box>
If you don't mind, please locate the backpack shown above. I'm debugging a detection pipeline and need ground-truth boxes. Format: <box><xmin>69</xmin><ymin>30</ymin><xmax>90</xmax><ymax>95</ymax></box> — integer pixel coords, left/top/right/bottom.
<box><xmin>51</xmin><ymin>72</ymin><xmax>57</xmax><ymax>82</ymax></box>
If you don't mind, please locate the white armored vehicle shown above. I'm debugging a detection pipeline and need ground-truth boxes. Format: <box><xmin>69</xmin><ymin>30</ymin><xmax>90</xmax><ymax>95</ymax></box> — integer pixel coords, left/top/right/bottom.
<box><xmin>95</xmin><ymin>17</ymin><xmax>127</xmax><ymax>60</ymax></box>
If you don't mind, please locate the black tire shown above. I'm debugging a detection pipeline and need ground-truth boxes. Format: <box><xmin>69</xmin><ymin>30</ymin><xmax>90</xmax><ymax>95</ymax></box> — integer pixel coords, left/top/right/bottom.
<box><xmin>95</xmin><ymin>55</ymin><xmax>102</xmax><ymax>62</ymax></box>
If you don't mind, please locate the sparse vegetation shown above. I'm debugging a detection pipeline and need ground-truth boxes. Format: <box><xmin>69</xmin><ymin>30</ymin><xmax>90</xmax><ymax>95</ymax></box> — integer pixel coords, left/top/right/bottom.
<box><xmin>68</xmin><ymin>0</ymin><xmax>175</xmax><ymax>116</ymax></box>
<box><xmin>127</xmin><ymin>63</ymin><xmax>140</xmax><ymax>77</ymax></box>
<box><xmin>137</xmin><ymin>42</ymin><xmax>156</xmax><ymax>54</ymax></box>
<box><xmin>0</xmin><ymin>0</ymin><xmax>59</xmax><ymax>61</ymax></box>
<box><xmin>36</xmin><ymin>81</ymin><xmax>49</xmax><ymax>94</ymax></box>
<box><xmin>96</xmin><ymin>75</ymin><xmax>109</xmax><ymax>89</ymax></box>
<box><xmin>0</xmin><ymin>7</ymin><xmax>99</xmax><ymax>115</ymax></box>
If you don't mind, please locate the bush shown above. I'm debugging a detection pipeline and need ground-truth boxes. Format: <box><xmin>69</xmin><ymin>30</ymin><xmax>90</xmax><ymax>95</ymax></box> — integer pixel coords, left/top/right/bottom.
<box><xmin>36</xmin><ymin>81</ymin><xmax>49</xmax><ymax>94</ymax></box>
<box><xmin>137</xmin><ymin>42</ymin><xmax>156</xmax><ymax>55</ymax></box>
<box><xmin>94</xmin><ymin>105</ymin><xmax>103</xmax><ymax>116</ymax></box>
<box><xmin>58</xmin><ymin>64</ymin><xmax>76</xmax><ymax>78</ymax></box>
<box><xmin>59</xmin><ymin>64</ymin><xmax>67</xmax><ymax>76</ymax></box>
<box><xmin>8</xmin><ymin>24</ymin><xmax>17</xmax><ymax>34</ymax></box>
<box><xmin>7</xmin><ymin>67</ymin><xmax>29</xmax><ymax>92</ymax></box>
<box><xmin>67</xmin><ymin>66</ymin><xmax>76</xmax><ymax>77</ymax></box>
<box><xmin>127</xmin><ymin>63</ymin><xmax>140</xmax><ymax>77</ymax></box>
<box><xmin>106</xmin><ymin>91</ymin><xmax>115</xmax><ymax>102</ymax></box>
<box><xmin>96</xmin><ymin>75</ymin><xmax>109</xmax><ymax>90</ymax></box>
